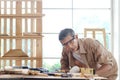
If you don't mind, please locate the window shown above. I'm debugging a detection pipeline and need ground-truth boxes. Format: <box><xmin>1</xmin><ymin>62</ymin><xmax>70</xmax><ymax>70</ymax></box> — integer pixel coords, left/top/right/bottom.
<box><xmin>42</xmin><ymin>0</ymin><xmax>112</xmax><ymax>72</ymax></box>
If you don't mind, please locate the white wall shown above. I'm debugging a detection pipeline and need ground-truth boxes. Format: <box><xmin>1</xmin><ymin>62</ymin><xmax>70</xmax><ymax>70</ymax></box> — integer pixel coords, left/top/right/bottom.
<box><xmin>113</xmin><ymin>0</ymin><xmax>119</xmax><ymax>80</ymax></box>
<box><xmin>118</xmin><ymin>0</ymin><xmax>120</xmax><ymax>79</ymax></box>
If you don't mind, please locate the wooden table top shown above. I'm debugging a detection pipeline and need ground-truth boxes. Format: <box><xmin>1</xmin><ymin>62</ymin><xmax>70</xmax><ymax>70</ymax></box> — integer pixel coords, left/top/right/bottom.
<box><xmin>0</xmin><ymin>74</ymin><xmax>107</xmax><ymax>80</ymax></box>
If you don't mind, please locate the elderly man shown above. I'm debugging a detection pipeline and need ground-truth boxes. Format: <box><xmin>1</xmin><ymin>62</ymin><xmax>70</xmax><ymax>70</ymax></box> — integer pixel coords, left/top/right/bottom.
<box><xmin>59</xmin><ymin>28</ymin><xmax>118</xmax><ymax>80</ymax></box>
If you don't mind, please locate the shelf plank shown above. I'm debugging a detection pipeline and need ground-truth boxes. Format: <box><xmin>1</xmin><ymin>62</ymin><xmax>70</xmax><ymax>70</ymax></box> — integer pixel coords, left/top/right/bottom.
<box><xmin>0</xmin><ymin>14</ymin><xmax>45</xmax><ymax>18</ymax></box>
<box><xmin>0</xmin><ymin>57</ymin><xmax>42</xmax><ymax>60</ymax></box>
<box><xmin>0</xmin><ymin>36</ymin><xmax>43</xmax><ymax>39</ymax></box>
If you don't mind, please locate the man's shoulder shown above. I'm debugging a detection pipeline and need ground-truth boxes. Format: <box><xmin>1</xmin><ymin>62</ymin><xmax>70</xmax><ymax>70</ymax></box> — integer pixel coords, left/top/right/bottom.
<box><xmin>79</xmin><ymin>38</ymin><xmax>96</xmax><ymax>42</ymax></box>
<box><xmin>78</xmin><ymin>38</ymin><xmax>99</xmax><ymax>47</ymax></box>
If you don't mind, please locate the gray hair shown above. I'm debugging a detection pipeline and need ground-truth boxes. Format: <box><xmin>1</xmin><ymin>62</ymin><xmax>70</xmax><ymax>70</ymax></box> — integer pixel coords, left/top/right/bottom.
<box><xmin>59</xmin><ymin>28</ymin><xmax>75</xmax><ymax>41</ymax></box>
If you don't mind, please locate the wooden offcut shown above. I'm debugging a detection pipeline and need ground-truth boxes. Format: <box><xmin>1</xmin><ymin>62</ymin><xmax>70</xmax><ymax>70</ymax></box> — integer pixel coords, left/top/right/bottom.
<box><xmin>2</xmin><ymin>49</ymin><xmax>28</xmax><ymax>57</ymax></box>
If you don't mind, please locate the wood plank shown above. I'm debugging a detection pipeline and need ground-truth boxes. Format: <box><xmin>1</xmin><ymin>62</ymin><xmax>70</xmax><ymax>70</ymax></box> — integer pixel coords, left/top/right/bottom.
<box><xmin>0</xmin><ymin>18</ymin><xmax>1</xmax><ymax>63</ymax></box>
<box><xmin>10</xmin><ymin>0</ymin><xmax>13</xmax><ymax>14</ymax></box>
<box><xmin>0</xmin><ymin>18</ymin><xmax>2</xmax><ymax>66</ymax></box>
<box><xmin>4</xmin><ymin>0</ymin><xmax>7</xmax><ymax>14</ymax></box>
<box><xmin>16</xmin><ymin>1</ymin><xmax>22</xmax><ymax>66</ymax></box>
<box><xmin>36</xmin><ymin>0</ymin><xmax>42</xmax><ymax>67</ymax></box>
<box><xmin>30</xmin><ymin>0</ymin><xmax>35</xmax><ymax>60</ymax></box>
<box><xmin>0</xmin><ymin>36</ymin><xmax>42</xmax><ymax>39</ymax></box>
<box><xmin>31</xmin><ymin>19</ymin><xmax>34</xmax><ymax>57</ymax></box>
<box><xmin>0</xmin><ymin>57</ymin><xmax>41</xmax><ymax>60</ymax></box>
<box><xmin>36</xmin><ymin>10</ymin><xmax>42</xmax><ymax>67</ymax></box>
<box><xmin>0</xmin><ymin>0</ymin><xmax>1</xmax><ymax>13</ymax></box>
<box><xmin>25</xmin><ymin>18</ymin><xmax>28</xmax><ymax>57</ymax></box>
<box><xmin>4</xmin><ymin>18</ymin><xmax>7</xmax><ymax>55</ymax></box>
<box><xmin>10</xmin><ymin>59</ymin><xmax>12</xmax><ymax>66</ymax></box>
<box><xmin>0</xmin><ymin>14</ymin><xmax>44</xmax><ymax>17</ymax></box>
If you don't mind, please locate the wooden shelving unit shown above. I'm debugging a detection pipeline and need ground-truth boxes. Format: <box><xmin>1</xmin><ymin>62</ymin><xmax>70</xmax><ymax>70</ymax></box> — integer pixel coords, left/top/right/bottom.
<box><xmin>0</xmin><ymin>0</ymin><xmax>43</xmax><ymax>68</ymax></box>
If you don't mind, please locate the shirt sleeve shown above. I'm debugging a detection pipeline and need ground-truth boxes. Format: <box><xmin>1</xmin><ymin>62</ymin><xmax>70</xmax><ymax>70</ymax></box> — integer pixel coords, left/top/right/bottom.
<box><xmin>60</xmin><ymin>47</ymin><xmax>70</xmax><ymax>71</ymax></box>
<box><xmin>84</xmin><ymin>38</ymin><xmax>114</xmax><ymax>66</ymax></box>
<box><xmin>92</xmin><ymin>39</ymin><xmax>114</xmax><ymax>66</ymax></box>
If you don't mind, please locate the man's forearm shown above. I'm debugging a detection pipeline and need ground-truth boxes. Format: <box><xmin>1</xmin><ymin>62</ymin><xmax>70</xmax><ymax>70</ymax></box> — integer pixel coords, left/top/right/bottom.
<box><xmin>96</xmin><ymin>64</ymin><xmax>112</xmax><ymax>75</ymax></box>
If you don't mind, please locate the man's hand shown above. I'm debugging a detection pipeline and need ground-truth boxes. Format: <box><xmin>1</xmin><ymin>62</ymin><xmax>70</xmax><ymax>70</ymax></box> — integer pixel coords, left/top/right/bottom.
<box><xmin>75</xmin><ymin>60</ymin><xmax>87</xmax><ymax>68</ymax></box>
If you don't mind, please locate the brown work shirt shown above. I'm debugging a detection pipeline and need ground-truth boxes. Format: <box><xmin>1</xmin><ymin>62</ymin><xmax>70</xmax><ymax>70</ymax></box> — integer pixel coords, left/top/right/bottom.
<box><xmin>60</xmin><ymin>38</ymin><xmax>118</xmax><ymax>78</ymax></box>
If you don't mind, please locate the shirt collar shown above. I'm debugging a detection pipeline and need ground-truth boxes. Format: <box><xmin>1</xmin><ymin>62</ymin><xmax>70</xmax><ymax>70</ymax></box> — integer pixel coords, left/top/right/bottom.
<box><xmin>78</xmin><ymin>39</ymin><xmax>87</xmax><ymax>54</ymax></box>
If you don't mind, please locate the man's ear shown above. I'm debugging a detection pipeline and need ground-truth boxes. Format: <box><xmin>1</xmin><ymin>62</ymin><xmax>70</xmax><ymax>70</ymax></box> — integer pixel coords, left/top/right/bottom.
<box><xmin>75</xmin><ymin>34</ymin><xmax>78</xmax><ymax>39</ymax></box>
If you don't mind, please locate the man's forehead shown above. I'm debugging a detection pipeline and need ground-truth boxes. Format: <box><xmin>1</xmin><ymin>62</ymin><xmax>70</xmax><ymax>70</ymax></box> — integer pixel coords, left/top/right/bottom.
<box><xmin>61</xmin><ymin>35</ymin><xmax>73</xmax><ymax>42</ymax></box>
<box><xmin>64</xmin><ymin>35</ymin><xmax>73</xmax><ymax>39</ymax></box>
